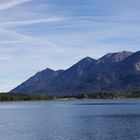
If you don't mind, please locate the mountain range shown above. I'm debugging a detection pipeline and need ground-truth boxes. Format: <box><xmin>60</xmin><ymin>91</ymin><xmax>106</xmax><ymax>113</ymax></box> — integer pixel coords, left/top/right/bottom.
<box><xmin>11</xmin><ymin>51</ymin><xmax>140</xmax><ymax>97</ymax></box>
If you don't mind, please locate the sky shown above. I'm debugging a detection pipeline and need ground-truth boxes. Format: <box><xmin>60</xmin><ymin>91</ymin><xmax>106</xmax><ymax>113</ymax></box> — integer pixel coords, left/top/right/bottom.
<box><xmin>0</xmin><ymin>0</ymin><xmax>140</xmax><ymax>92</ymax></box>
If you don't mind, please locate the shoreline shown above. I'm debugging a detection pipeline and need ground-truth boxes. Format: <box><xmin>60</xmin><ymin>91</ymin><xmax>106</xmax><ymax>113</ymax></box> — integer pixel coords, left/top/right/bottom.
<box><xmin>0</xmin><ymin>97</ymin><xmax>140</xmax><ymax>102</ymax></box>
<box><xmin>0</xmin><ymin>92</ymin><xmax>139</xmax><ymax>102</ymax></box>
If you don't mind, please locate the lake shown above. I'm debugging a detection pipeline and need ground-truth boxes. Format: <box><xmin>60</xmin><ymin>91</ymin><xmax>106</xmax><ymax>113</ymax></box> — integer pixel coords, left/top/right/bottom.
<box><xmin>0</xmin><ymin>99</ymin><xmax>140</xmax><ymax>140</ymax></box>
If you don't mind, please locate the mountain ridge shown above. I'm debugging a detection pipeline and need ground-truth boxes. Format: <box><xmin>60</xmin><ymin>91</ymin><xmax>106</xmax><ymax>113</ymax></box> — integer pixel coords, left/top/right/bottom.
<box><xmin>11</xmin><ymin>51</ymin><xmax>140</xmax><ymax>97</ymax></box>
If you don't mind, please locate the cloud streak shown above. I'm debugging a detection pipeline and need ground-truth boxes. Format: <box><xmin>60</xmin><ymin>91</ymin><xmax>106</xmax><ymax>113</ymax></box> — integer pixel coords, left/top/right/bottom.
<box><xmin>1</xmin><ymin>17</ymin><xmax>64</xmax><ymax>28</ymax></box>
<box><xmin>0</xmin><ymin>55</ymin><xmax>11</xmax><ymax>61</ymax></box>
<box><xmin>0</xmin><ymin>0</ymin><xmax>30</xmax><ymax>11</ymax></box>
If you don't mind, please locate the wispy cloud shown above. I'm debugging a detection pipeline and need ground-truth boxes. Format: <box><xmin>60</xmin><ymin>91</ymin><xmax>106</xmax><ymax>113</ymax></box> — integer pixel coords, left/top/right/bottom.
<box><xmin>0</xmin><ymin>40</ymin><xmax>22</xmax><ymax>45</ymax></box>
<box><xmin>0</xmin><ymin>55</ymin><xmax>11</xmax><ymax>61</ymax></box>
<box><xmin>1</xmin><ymin>17</ymin><xmax>64</xmax><ymax>28</ymax></box>
<box><xmin>0</xmin><ymin>0</ymin><xmax>30</xmax><ymax>11</ymax></box>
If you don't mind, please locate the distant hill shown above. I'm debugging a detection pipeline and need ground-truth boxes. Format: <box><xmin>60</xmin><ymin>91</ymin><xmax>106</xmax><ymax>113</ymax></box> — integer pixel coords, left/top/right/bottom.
<box><xmin>11</xmin><ymin>51</ymin><xmax>140</xmax><ymax>97</ymax></box>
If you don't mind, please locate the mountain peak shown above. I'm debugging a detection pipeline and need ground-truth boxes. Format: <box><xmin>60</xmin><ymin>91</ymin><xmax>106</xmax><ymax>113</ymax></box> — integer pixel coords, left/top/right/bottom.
<box><xmin>64</xmin><ymin>56</ymin><xmax>95</xmax><ymax>74</ymax></box>
<box><xmin>45</xmin><ymin>68</ymin><xmax>54</xmax><ymax>71</ymax></box>
<box><xmin>78</xmin><ymin>56</ymin><xmax>96</xmax><ymax>64</ymax></box>
<box><xmin>98</xmin><ymin>51</ymin><xmax>133</xmax><ymax>63</ymax></box>
<box><xmin>36</xmin><ymin>68</ymin><xmax>55</xmax><ymax>76</ymax></box>
<box><xmin>82</xmin><ymin>56</ymin><xmax>94</xmax><ymax>61</ymax></box>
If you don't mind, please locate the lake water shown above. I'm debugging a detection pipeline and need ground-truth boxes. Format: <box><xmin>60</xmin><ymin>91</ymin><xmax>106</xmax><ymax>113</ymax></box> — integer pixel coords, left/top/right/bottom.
<box><xmin>0</xmin><ymin>99</ymin><xmax>140</xmax><ymax>140</ymax></box>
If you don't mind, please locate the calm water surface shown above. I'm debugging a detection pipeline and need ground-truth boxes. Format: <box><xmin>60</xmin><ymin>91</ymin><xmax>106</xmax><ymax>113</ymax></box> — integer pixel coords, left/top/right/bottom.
<box><xmin>0</xmin><ymin>99</ymin><xmax>140</xmax><ymax>140</ymax></box>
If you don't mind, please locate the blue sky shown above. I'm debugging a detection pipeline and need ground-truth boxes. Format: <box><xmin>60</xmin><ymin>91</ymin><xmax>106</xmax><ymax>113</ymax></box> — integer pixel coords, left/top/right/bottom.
<box><xmin>0</xmin><ymin>0</ymin><xmax>140</xmax><ymax>92</ymax></box>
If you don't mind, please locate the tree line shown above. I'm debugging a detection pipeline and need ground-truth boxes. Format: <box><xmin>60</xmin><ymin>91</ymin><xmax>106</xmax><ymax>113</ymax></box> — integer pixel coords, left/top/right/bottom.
<box><xmin>0</xmin><ymin>91</ymin><xmax>139</xmax><ymax>101</ymax></box>
<box><xmin>0</xmin><ymin>93</ymin><xmax>54</xmax><ymax>101</ymax></box>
